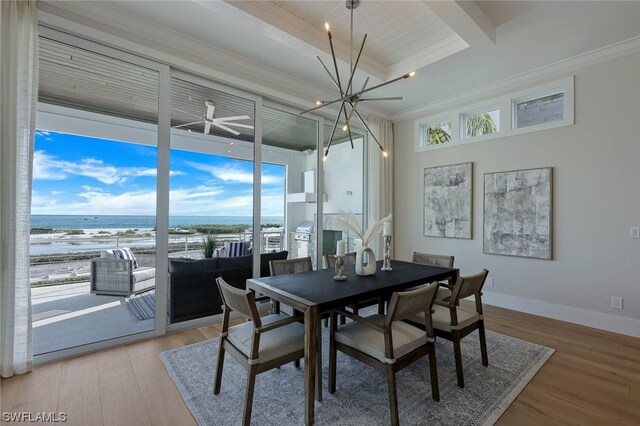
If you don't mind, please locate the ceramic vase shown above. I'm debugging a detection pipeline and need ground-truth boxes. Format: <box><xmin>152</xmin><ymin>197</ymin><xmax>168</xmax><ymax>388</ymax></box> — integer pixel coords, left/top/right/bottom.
<box><xmin>356</xmin><ymin>246</ymin><xmax>376</xmax><ymax>276</ymax></box>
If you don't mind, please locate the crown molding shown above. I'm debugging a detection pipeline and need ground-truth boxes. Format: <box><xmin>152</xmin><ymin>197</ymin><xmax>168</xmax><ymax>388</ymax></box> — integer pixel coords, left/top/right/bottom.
<box><xmin>37</xmin><ymin>1</ymin><xmax>391</xmax><ymax>122</ymax></box>
<box><xmin>391</xmin><ymin>34</ymin><xmax>640</xmax><ymax>122</ymax></box>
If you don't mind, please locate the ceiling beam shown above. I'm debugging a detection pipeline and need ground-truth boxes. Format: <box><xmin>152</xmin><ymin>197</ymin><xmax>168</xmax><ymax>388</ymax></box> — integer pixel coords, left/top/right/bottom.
<box><xmin>423</xmin><ymin>1</ymin><xmax>496</xmax><ymax>47</ymax></box>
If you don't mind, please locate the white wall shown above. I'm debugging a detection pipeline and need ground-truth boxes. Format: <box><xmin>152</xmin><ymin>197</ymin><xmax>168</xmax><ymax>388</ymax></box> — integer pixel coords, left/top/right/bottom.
<box><xmin>322</xmin><ymin>139</ymin><xmax>364</xmax><ymax>214</ymax></box>
<box><xmin>393</xmin><ymin>52</ymin><xmax>640</xmax><ymax>336</ymax></box>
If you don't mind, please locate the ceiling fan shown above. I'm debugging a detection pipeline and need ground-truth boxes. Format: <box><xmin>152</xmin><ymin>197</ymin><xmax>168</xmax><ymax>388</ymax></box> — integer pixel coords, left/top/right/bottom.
<box><xmin>173</xmin><ymin>101</ymin><xmax>254</xmax><ymax>136</ymax></box>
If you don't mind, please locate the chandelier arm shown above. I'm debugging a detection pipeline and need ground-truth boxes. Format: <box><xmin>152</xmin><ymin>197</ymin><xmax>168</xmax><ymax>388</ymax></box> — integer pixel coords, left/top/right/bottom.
<box><xmin>327</xmin><ymin>33</ymin><xmax>344</xmax><ymax>94</ymax></box>
<box><xmin>357</xmin><ymin>97</ymin><xmax>403</xmax><ymax>101</ymax></box>
<box><xmin>344</xmin><ymin>33</ymin><xmax>367</xmax><ymax>96</ymax></box>
<box><xmin>352</xmin><ymin>107</ymin><xmax>385</xmax><ymax>152</ymax></box>
<box><xmin>345</xmin><ymin>77</ymin><xmax>369</xmax><ymax>123</ymax></box>
<box><xmin>300</xmin><ymin>72</ymin><xmax>410</xmax><ymax>115</ymax></box>
<box><xmin>345</xmin><ymin>116</ymin><xmax>354</xmax><ymax>149</ymax></box>
<box><xmin>326</xmin><ymin>101</ymin><xmax>346</xmax><ymax>156</ymax></box>
<box><xmin>317</xmin><ymin>56</ymin><xmax>343</xmax><ymax>95</ymax></box>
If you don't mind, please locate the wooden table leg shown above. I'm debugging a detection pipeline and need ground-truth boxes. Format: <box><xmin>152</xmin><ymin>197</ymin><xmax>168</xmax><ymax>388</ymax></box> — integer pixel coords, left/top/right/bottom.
<box><xmin>316</xmin><ymin>319</ymin><xmax>323</xmax><ymax>401</ymax></box>
<box><xmin>304</xmin><ymin>306</ymin><xmax>318</xmax><ymax>425</ymax></box>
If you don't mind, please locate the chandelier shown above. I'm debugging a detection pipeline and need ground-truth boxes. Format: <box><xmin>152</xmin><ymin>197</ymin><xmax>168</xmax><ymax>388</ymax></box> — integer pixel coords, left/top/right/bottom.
<box><xmin>300</xmin><ymin>0</ymin><xmax>415</xmax><ymax>160</ymax></box>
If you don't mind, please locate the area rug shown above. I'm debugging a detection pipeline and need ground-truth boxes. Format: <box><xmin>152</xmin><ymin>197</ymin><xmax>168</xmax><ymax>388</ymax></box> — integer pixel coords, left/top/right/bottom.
<box><xmin>124</xmin><ymin>290</ymin><xmax>155</xmax><ymax>320</ymax></box>
<box><xmin>160</xmin><ymin>325</ymin><xmax>553</xmax><ymax>425</ymax></box>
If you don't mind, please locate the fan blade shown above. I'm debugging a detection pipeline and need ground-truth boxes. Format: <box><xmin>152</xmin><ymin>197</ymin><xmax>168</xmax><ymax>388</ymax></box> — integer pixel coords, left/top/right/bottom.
<box><xmin>204</xmin><ymin>122</ymin><xmax>211</xmax><ymax>134</ymax></box>
<box><xmin>206</xmin><ymin>103</ymin><xmax>215</xmax><ymax>120</ymax></box>
<box><xmin>172</xmin><ymin>120</ymin><xmax>204</xmax><ymax>129</ymax></box>
<box><xmin>215</xmin><ymin>115</ymin><xmax>251</xmax><ymax>122</ymax></box>
<box><xmin>215</xmin><ymin>122</ymin><xmax>254</xmax><ymax>129</ymax></box>
<box><xmin>212</xmin><ymin>122</ymin><xmax>240</xmax><ymax>136</ymax></box>
<box><xmin>173</xmin><ymin>107</ymin><xmax>205</xmax><ymax>120</ymax></box>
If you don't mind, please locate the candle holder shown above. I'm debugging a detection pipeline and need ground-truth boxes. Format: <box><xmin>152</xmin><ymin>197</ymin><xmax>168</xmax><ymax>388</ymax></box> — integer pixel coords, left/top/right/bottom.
<box><xmin>381</xmin><ymin>234</ymin><xmax>392</xmax><ymax>271</ymax></box>
<box><xmin>334</xmin><ymin>255</ymin><xmax>347</xmax><ymax>280</ymax></box>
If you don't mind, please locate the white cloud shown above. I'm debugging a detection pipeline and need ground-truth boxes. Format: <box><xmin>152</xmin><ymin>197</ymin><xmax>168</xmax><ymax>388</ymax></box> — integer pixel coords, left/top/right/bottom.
<box><xmin>33</xmin><ymin>150</ymin><xmax>182</xmax><ymax>184</ymax></box>
<box><xmin>186</xmin><ymin>162</ymin><xmax>282</xmax><ymax>185</ymax></box>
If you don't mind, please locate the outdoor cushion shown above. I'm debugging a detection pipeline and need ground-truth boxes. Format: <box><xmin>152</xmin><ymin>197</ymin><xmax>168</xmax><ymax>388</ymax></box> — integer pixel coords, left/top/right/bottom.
<box><xmin>217</xmin><ymin>254</ymin><xmax>252</xmax><ymax>270</ymax></box>
<box><xmin>100</xmin><ymin>249</ymin><xmax>116</xmax><ymax>259</ymax></box>
<box><xmin>115</xmin><ymin>247</ymin><xmax>139</xmax><ymax>269</ymax></box>
<box><xmin>335</xmin><ymin>314</ymin><xmax>429</xmax><ymax>364</ymax></box>
<box><xmin>224</xmin><ymin>241</ymin><xmax>249</xmax><ymax>257</ymax></box>
<box><xmin>227</xmin><ymin>314</ymin><xmax>304</xmax><ymax>364</ymax></box>
<box><xmin>169</xmin><ymin>258</ymin><xmax>218</xmax><ymax>273</ymax></box>
<box><xmin>132</xmin><ymin>267</ymin><xmax>156</xmax><ymax>283</ymax></box>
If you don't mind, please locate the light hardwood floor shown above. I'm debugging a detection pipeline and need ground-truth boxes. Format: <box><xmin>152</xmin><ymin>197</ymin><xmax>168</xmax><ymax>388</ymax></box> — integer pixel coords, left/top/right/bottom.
<box><xmin>2</xmin><ymin>303</ymin><xmax>640</xmax><ymax>425</ymax></box>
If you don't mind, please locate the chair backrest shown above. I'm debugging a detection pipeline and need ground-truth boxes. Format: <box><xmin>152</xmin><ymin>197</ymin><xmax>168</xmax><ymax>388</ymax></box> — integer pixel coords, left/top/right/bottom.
<box><xmin>216</xmin><ymin>277</ymin><xmax>261</xmax><ymax>326</ymax></box>
<box><xmin>269</xmin><ymin>257</ymin><xmax>313</xmax><ymax>276</ymax></box>
<box><xmin>386</xmin><ymin>282</ymin><xmax>439</xmax><ymax>325</ymax></box>
<box><xmin>412</xmin><ymin>252</ymin><xmax>454</xmax><ymax>268</ymax></box>
<box><xmin>324</xmin><ymin>252</ymin><xmax>357</xmax><ymax>269</ymax></box>
<box><xmin>451</xmin><ymin>269</ymin><xmax>489</xmax><ymax>308</ymax></box>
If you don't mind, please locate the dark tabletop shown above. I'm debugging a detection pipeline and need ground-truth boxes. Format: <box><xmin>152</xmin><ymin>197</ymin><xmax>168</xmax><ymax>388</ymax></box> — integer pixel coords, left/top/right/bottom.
<box><xmin>247</xmin><ymin>260</ymin><xmax>458</xmax><ymax>312</ymax></box>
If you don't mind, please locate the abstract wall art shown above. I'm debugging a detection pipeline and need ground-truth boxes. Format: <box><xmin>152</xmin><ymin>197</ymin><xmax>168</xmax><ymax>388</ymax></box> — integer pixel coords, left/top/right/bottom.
<box><xmin>423</xmin><ymin>162</ymin><xmax>472</xmax><ymax>239</ymax></box>
<box><xmin>483</xmin><ymin>167</ymin><xmax>552</xmax><ymax>259</ymax></box>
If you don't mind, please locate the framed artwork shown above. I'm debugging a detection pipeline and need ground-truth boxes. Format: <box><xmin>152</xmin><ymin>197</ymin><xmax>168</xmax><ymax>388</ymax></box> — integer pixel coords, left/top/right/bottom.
<box><xmin>423</xmin><ymin>162</ymin><xmax>472</xmax><ymax>239</ymax></box>
<box><xmin>483</xmin><ymin>167</ymin><xmax>552</xmax><ymax>259</ymax></box>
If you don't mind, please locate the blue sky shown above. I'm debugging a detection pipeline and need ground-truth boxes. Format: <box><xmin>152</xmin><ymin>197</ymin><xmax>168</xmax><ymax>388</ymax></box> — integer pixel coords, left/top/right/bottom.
<box><xmin>32</xmin><ymin>130</ymin><xmax>285</xmax><ymax>217</ymax></box>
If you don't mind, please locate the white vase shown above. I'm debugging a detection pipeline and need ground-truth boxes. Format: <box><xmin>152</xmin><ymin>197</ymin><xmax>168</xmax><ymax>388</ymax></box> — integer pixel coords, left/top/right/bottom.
<box><xmin>356</xmin><ymin>246</ymin><xmax>376</xmax><ymax>276</ymax></box>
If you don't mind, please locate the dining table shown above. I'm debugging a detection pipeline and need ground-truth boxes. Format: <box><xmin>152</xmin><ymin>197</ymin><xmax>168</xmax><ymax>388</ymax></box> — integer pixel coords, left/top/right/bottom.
<box><xmin>246</xmin><ymin>259</ymin><xmax>459</xmax><ymax>425</ymax></box>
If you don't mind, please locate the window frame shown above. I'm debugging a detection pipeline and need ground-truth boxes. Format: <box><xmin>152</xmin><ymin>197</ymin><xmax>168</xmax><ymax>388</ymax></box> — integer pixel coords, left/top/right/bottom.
<box><xmin>414</xmin><ymin>76</ymin><xmax>574</xmax><ymax>153</ymax></box>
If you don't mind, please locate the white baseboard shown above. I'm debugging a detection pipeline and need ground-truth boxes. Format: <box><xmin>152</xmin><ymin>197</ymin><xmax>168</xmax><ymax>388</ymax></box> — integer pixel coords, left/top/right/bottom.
<box><xmin>482</xmin><ymin>291</ymin><xmax>640</xmax><ymax>338</ymax></box>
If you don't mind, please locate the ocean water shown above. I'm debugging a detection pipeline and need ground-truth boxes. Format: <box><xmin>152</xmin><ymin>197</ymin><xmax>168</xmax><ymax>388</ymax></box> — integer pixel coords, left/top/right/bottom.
<box><xmin>31</xmin><ymin>215</ymin><xmax>284</xmax><ymax>230</ymax></box>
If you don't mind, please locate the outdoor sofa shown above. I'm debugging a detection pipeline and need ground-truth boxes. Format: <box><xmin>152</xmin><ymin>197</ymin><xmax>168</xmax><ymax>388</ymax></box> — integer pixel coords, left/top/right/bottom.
<box><xmin>168</xmin><ymin>251</ymin><xmax>288</xmax><ymax>323</ymax></box>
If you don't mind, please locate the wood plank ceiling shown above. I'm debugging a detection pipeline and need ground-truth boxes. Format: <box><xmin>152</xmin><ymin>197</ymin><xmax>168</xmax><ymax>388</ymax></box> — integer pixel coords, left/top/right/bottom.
<box><xmin>38</xmin><ymin>37</ymin><xmax>358</xmax><ymax>152</ymax></box>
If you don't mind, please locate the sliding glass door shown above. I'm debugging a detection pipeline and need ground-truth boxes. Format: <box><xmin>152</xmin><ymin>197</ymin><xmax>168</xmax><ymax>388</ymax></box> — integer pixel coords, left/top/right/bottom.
<box><xmin>167</xmin><ymin>73</ymin><xmax>258</xmax><ymax>325</ymax></box>
<box><xmin>32</xmin><ymin>33</ymin><xmax>163</xmax><ymax>356</ymax></box>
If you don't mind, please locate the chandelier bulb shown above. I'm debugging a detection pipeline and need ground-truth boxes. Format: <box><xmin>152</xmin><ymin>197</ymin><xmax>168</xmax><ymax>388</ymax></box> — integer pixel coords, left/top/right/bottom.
<box><xmin>342</xmin><ymin>123</ymin><xmax>348</xmax><ymax>131</ymax></box>
<box><xmin>325</xmin><ymin>22</ymin><xmax>330</xmax><ymax>31</ymax></box>
<box><xmin>382</xmin><ymin>150</ymin><xmax>388</xmax><ymax>157</ymax></box>
<box><xmin>315</xmin><ymin>100</ymin><xmax>323</xmax><ymax>106</ymax></box>
<box><xmin>409</xmin><ymin>71</ymin><xmax>416</xmax><ymax>77</ymax></box>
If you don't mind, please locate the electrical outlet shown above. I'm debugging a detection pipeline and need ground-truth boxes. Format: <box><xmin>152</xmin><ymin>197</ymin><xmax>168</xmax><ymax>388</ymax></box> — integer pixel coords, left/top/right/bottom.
<box><xmin>611</xmin><ymin>296</ymin><xmax>623</xmax><ymax>310</ymax></box>
<box><xmin>488</xmin><ymin>277</ymin><xmax>494</xmax><ymax>287</ymax></box>
<box><xmin>630</xmin><ymin>227</ymin><xmax>640</xmax><ymax>238</ymax></box>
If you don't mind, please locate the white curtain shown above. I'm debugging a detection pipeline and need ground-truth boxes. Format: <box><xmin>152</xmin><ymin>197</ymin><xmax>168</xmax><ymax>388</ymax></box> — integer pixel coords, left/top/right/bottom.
<box><xmin>365</xmin><ymin>115</ymin><xmax>393</xmax><ymax>256</ymax></box>
<box><xmin>0</xmin><ymin>0</ymin><xmax>38</xmax><ymax>378</ymax></box>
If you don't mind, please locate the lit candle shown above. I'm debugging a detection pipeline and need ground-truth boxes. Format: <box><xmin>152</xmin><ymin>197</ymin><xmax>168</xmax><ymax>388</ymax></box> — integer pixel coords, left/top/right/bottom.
<box><xmin>383</xmin><ymin>221</ymin><xmax>392</xmax><ymax>236</ymax></box>
<box><xmin>337</xmin><ymin>240</ymin><xmax>346</xmax><ymax>256</ymax></box>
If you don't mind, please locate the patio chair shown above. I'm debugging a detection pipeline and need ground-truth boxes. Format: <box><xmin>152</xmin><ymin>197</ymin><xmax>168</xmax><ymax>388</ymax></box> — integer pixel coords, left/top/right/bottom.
<box><xmin>213</xmin><ymin>277</ymin><xmax>304</xmax><ymax>426</ymax></box>
<box><xmin>329</xmin><ymin>282</ymin><xmax>440</xmax><ymax>426</ymax></box>
<box><xmin>90</xmin><ymin>248</ymin><xmax>155</xmax><ymax>297</ymax></box>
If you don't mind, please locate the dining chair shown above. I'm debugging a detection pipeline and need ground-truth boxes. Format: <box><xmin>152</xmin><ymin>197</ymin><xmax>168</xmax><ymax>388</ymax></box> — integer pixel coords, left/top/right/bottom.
<box><xmin>213</xmin><ymin>277</ymin><xmax>305</xmax><ymax>426</ymax></box>
<box><xmin>329</xmin><ymin>282</ymin><xmax>440</xmax><ymax>426</ymax></box>
<box><xmin>412</xmin><ymin>252</ymin><xmax>455</xmax><ymax>301</ymax></box>
<box><xmin>269</xmin><ymin>256</ymin><xmax>313</xmax><ymax>367</ymax></box>
<box><xmin>410</xmin><ymin>269</ymin><xmax>489</xmax><ymax>388</ymax></box>
<box><xmin>325</xmin><ymin>252</ymin><xmax>386</xmax><ymax>322</ymax></box>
